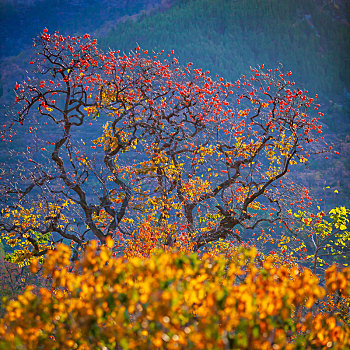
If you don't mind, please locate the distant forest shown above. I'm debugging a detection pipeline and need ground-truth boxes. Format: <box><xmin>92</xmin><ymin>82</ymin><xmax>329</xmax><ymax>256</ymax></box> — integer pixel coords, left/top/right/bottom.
<box><xmin>0</xmin><ymin>0</ymin><xmax>349</xmax><ymax>206</ymax></box>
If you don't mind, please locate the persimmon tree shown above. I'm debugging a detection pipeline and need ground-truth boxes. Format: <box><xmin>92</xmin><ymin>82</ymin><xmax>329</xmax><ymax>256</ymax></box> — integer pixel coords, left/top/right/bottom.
<box><xmin>0</xmin><ymin>29</ymin><xmax>328</xmax><ymax>263</ymax></box>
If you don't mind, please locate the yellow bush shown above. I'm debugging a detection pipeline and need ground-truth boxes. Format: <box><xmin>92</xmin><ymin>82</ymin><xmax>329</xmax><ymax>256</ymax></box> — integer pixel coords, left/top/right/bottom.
<box><xmin>0</xmin><ymin>241</ymin><xmax>349</xmax><ymax>349</ymax></box>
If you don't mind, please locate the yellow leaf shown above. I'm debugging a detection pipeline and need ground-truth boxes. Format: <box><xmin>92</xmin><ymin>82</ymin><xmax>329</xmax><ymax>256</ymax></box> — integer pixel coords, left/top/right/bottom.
<box><xmin>106</xmin><ymin>236</ymin><xmax>114</xmax><ymax>248</ymax></box>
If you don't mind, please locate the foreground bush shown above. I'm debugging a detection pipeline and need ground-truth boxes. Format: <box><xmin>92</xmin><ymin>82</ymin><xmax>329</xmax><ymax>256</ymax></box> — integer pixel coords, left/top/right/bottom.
<box><xmin>0</xmin><ymin>240</ymin><xmax>349</xmax><ymax>349</ymax></box>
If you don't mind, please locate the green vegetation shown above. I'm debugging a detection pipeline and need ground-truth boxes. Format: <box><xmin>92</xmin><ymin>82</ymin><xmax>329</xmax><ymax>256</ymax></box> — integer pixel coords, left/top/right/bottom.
<box><xmin>0</xmin><ymin>0</ymin><xmax>349</xmax><ymax>204</ymax></box>
<box><xmin>101</xmin><ymin>0</ymin><xmax>350</xmax><ymax>101</ymax></box>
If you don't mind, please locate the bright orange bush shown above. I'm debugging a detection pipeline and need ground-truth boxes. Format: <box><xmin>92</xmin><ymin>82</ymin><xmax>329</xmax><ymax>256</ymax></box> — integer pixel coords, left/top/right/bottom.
<box><xmin>0</xmin><ymin>240</ymin><xmax>349</xmax><ymax>350</ymax></box>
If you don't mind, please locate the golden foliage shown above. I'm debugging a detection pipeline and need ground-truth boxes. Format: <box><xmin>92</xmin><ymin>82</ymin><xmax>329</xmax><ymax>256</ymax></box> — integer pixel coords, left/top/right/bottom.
<box><xmin>0</xmin><ymin>242</ymin><xmax>349</xmax><ymax>349</ymax></box>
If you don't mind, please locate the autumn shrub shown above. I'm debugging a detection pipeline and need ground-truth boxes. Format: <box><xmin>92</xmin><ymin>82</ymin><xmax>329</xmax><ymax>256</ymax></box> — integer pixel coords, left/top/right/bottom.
<box><xmin>0</xmin><ymin>239</ymin><xmax>349</xmax><ymax>350</ymax></box>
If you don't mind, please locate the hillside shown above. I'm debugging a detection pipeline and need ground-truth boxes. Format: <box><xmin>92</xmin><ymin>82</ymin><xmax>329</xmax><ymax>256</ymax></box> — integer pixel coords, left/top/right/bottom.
<box><xmin>100</xmin><ymin>0</ymin><xmax>349</xmax><ymax>99</ymax></box>
<box><xmin>0</xmin><ymin>0</ymin><xmax>166</xmax><ymax>58</ymax></box>
<box><xmin>0</xmin><ymin>0</ymin><xmax>349</xmax><ymax>206</ymax></box>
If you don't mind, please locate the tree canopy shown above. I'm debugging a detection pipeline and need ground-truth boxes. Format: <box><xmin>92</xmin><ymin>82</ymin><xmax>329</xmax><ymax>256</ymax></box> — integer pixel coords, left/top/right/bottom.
<box><xmin>0</xmin><ymin>30</ymin><xmax>330</xmax><ymax>264</ymax></box>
